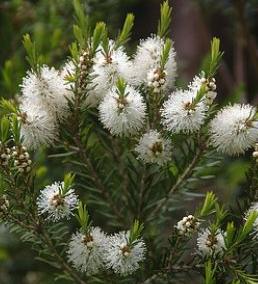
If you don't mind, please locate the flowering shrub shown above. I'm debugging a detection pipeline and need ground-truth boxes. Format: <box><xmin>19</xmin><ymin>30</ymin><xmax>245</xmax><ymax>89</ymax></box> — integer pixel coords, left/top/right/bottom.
<box><xmin>1</xmin><ymin>1</ymin><xmax>258</xmax><ymax>283</ymax></box>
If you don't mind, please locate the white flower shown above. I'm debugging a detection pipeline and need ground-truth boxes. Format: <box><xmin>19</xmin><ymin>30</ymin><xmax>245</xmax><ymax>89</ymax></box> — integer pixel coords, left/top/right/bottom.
<box><xmin>19</xmin><ymin>99</ymin><xmax>57</xmax><ymax>150</ymax></box>
<box><xmin>188</xmin><ymin>75</ymin><xmax>217</xmax><ymax>105</ymax></box>
<box><xmin>197</xmin><ymin>228</ymin><xmax>225</xmax><ymax>257</ymax></box>
<box><xmin>135</xmin><ymin>130</ymin><xmax>172</xmax><ymax>165</ymax></box>
<box><xmin>37</xmin><ymin>181</ymin><xmax>78</xmax><ymax>221</ymax></box>
<box><xmin>86</xmin><ymin>41</ymin><xmax>132</xmax><ymax>107</ymax></box>
<box><xmin>61</xmin><ymin>60</ymin><xmax>76</xmax><ymax>80</ymax></box>
<box><xmin>161</xmin><ymin>89</ymin><xmax>207</xmax><ymax>133</ymax></box>
<box><xmin>98</xmin><ymin>85</ymin><xmax>146</xmax><ymax>136</ymax></box>
<box><xmin>146</xmin><ymin>68</ymin><xmax>168</xmax><ymax>93</ymax></box>
<box><xmin>245</xmin><ymin>202</ymin><xmax>258</xmax><ymax>234</ymax></box>
<box><xmin>68</xmin><ymin>227</ymin><xmax>107</xmax><ymax>275</ymax></box>
<box><xmin>20</xmin><ymin>65</ymin><xmax>73</xmax><ymax>120</ymax></box>
<box><xmin>132</xmin><ymin>35</ymin><xmax>177</xmax><ymax>91</ymax></box>
<box><xmin>175</xmin><ymin>215</ymin><xmax>200</xmax><ymax>236</ymax></box>
<box><xmin>210</xmin><ymin>104</ymin><xmax>258</xmax><ymax>155</ymax></box>
<box><xmin>104</xmin><ymin>231</ymin><xmax>146</xmax><ymax>276</ymax></box>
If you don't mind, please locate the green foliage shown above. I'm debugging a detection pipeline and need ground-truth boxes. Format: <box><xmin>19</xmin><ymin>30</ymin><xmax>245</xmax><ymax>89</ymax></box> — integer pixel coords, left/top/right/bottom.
<box><xmin>206</xmin><ymin>37</ymin><xmax>223</xmax><ymax>78</ymax></box>
<box><xmin>10</xmin><ymin>114</ymin><xmax>21</xmax><ymax>144</ymax></box>
<box><xmin>160</xmin><ymin>38</ymin><xmax>172</xmax><ymax>70</ymax></box>
<box><xmin>198</xmin><ymin>191</ymin><xmax>217</xmax><ymax>217</ymax></box>
<box><xmin>63</xmin><ymin>172</ymin><xmax>76</xmax><ymax>194</ymax></box>
<box><xmin>76</xmin><ymin>202</ymin><xmax>91</xmax><ymax>233</ymax></box>
<box><xmin>92</xmin><ymin>22</ymin><xmax>106</xmax><ymax>54</ymax></box>
<box><xmin>236</xmin><ymin>211</ymin><xmax>258</xmax><ymax>243</ymax></box>
<box><xmin>205</xmin><ymin>260</ymin><xmax>216</xmax><ymax>284</ymax></box>
<box><xmin>158</xmin><ymin>1</ymin><xmax>172</xmax><ymax>38</ymax></box>
<box><xmin>116</xmin><ymin>77</ymin><xmax>127</xmax><ymax>96</ymax></box>
<box><xmin>0</xmin><ymin>116</ymin><xmax>10</xmax><ymax>143</ymax></box>
<box><xmin>115</xmin><ymin>13</ymin><xmax>135</xmax><ymax>48</ymax></box>
<box><xmin>128</xmin><ymin>220</ymin><xmax>144</xmax><ymax>245</ymax></box>
<box><xmin>23</xmin><ymin>34</ymin><xmax>42</xmax><ymax>73</ymax></box>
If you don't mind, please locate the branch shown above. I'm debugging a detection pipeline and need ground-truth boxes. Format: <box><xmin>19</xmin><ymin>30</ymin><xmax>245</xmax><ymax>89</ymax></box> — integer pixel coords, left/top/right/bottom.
<box><xmin>6</xmin><ymin>212</ymin><xmax>87</xmax><ymax>284</ymax></box>
<box><xmin>150</xmin><ymin>145</ymin><xmax>205</xmax><ymax>219</ymax></box>
<box><xmin>73</xmin><ymin>134</ymin><xmax>125</xmax><ymax>225</ymax></box>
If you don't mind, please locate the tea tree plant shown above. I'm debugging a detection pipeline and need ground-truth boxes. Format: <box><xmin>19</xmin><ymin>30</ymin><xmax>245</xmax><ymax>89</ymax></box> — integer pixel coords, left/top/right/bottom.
<box><xmin>1</xmin><ymin>1</ymin><xmax>258</xmax><ymax>283</ymax></box>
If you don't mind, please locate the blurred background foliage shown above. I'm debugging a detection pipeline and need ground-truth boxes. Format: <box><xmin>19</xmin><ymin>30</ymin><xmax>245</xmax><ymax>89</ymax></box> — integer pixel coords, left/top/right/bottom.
<box><xmin>0</xmin><ymin>0</ymin><xmax>257</xmax><ymax>283</ymax></box>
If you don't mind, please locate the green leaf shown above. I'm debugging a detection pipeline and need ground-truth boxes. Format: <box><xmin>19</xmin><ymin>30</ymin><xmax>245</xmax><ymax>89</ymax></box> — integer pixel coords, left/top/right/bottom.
<box><xmin>158</xmin><ymin>1</ymin><xmax>172</xmax><ymax>38</ymax></box>
<box><xmin>237</xmin><ymin>211</ymin><xmax>258</xmax><ymax>243</ymax></box>
<box><xmin>206</xmin><ymin>37</ymin><xmax>223</xmax><ymax>78</ymax></box>
<box><xmin>92</xmin><ymin>22</ymin><xmax>106</xmax><ymax>54</ymax></box>
<box><xmin>0</xmin><ymin>99</ymin><xmax>17</xmax><ymax>115</ymax></box>
<box><xmin>75</xmin><ymin>202</ymin><xmax>91</xmax><ymax>233</ymax></box>
<box><xmin>10</xmin><ymin>115</ymin><xmax>21</xmax><ymax>144</ymax></box>
<box><xmin>73</xmin><ymin>25</ymin><xmax>85</xmax><ymax>47</ymax></box>
<box><xmin>128</xmin><ymin>220</ymin><xmax>144</xmax><ymax>245</ymax></box>
<box><xmin>116</xmin><ymin>77</ymin><xmax>127</xmax><ymax>97</ymax></box>
<box><xmin>225</xmin><ymin>221</ymin><xmax>236</xmax><ymax>248</ymax></box>
<box><xmin>160</xmin><ymin>38</ymin><xmax>172</xmax><ymax>70</ymax></box>
<box><xmin>115</xmin><ymin>13</ymin><xmax>135</xmax><ymax>48</ymax></box>
<box><xmin>22</xmin><ymin>34</ymin><xmax>42</xmax><ymax>73</ymax></box>
<box><xmin>63</xmin><ymin>172</ymin><xmax>76</xmax><ymax>194</ymax></box>
<box><xmin>73</xmin><ymin>0</ymin><xmax>90</xmax><ymax>46</ymax></box>
<box><xmin>198</xmin><ymin>191</ymin><xmax>217</xmax><ymax>217</ymax></box>
<box><xmin>0</xmin><ymin>116</ymin><xmax>10</xmax><ymax>142</ymax></box>
<box><xmin>205</xmin><ymin>260</ymin><xmax>216</xmax><ymax>284</ymax></box>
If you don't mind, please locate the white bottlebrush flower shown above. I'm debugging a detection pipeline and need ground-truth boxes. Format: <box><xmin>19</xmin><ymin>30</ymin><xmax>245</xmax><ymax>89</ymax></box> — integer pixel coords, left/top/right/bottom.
<box><xmin>19</xmin><ymin>99</ymin><xmax>57</xmax><ymax>150</ymax></box>
<box><xmin>188</xmin><ymin>75</ymin><xmax>217</xmax><ymax>105</ymax></box>
<box><xmin>68</xmin><ymin>227</ymin><xmax>107</xmax><ymax>275</ymax></box>
<box><xmin>98</xmin><ymin>85</ymin><xmax>146</xmax><ymax>136</ymax></box>
<box><xmin>161</xmin><ymin>89</ymin><xmax>207</xmax><ymax>133</ymax></box>
<box><xmin>20</xmin><ymin>65</ymin><xmax>73</xmax><ymax>120</ymax></box>
<box><xmin>61</xmin><ymin>60</ymin><xmax>76</xmax><ymax>80</ymax></box>
<box><xmin>197</xmin><ymin>228</ymin><xmax>225</xmax><ymax>257</ymax></box>
<box><xmin>175</xmin><ymin>215</ymin><xmax>200</xmax><ymax>236</ymax></box>
<box><xmin>37</xmin><ymin>181</ymin><xmax>78</xmax><ymax>221</ymax></box>
<box><xmin>245</xmin><ymin>202</ymin><xmax>258</xmax><ymax>234</ymax></box>
<box><xmin>104</xmin><ymin>231</ymin><xmax>146</xmax><ymax>276</ymax></box>
<box><xmin>86</xmin><ymin>41</ymin><xmax>132</xmax><ymax>107</ymax></box>
<box><xmin>135</xmin><ymin>130</ymin><xmax>172</xmax><ymax>166</ymax></box>
<box><xmin>146</xmin><ymin>68</ymin><xmax>168</xmax><ymax>93</ymax></box>
<box><xmin>132</xmin><ymin>35</ymin><xmax>177</xmax><ymax>91</ymax></box>
<box><xmin>210</xmin><ymin>104</ymin><xmax>258</xmax><ymax>155</ymax></box>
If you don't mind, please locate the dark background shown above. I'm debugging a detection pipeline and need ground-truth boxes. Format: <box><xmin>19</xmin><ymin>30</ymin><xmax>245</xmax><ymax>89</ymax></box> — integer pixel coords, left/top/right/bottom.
<box><xmin>0</xmin><ymin>0</ymin><xmax>257</xmax><ymax>283</ymax></box>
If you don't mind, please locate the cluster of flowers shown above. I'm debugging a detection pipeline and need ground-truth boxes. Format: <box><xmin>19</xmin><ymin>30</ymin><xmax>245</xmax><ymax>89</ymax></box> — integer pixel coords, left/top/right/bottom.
<box><xmin>175</xmin><ymin>214</ymin><xmax>227</xmax><ymax>257</ymax></box>
<box><xmin>18</xmin><ymin>65</ymin><xmax>73</xmax><ymax>150</ymax></box>
<box><xmin>0</xmin><ymin>142</ymin><xmax>32</xmax><ymax>173</ymax></box>
<box><xmin>18</xmin><ymin>34</ymin><xmax>258</xmax><ymax>162</ymax></box>
<box><xmin>37</xmin><ymin>181</ymin><xmax>146</xmax><ymax>276</ymax></box>
<box><xmin>176</xmin><ymin>202</ymin><xmax>258</xmax><ymax>258</ymax></box>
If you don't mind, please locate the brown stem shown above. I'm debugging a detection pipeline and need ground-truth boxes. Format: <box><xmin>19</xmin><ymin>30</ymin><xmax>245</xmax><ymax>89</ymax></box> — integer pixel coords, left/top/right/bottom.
<box><xmin>6</xmin><ymin>212</ymin><xmax>86</xmax><ymax>284</ymax></box>
<box><xmin>40</xmin><ymin>228</ymin><xmax>87</xmax><ymax>284</ymax></box>
<box><xmin>150</xmin><ymin>146</ymin><xmax>205</xmax><ymax>219</ymax></box>
<box><xmin>74</xmin><ymin>135</ymin><xmax>124</xmax><ymax>225</ymax></box>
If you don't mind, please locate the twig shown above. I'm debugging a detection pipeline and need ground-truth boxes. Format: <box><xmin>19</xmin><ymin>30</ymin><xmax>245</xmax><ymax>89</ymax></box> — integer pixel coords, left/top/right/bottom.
<box><xmin>74</xmin><ymin>135</ymin><xmax>125</xmax><ymax>225</ymax></box>
<box><xmin>7</xmin><ymin>212</ymin><xmax>87</xmax><ymax>284</ymax></box>
<box><xmin>150</xmin><ymin>146</ymin><xmax>205</xmax><ymax>219</ymax></box>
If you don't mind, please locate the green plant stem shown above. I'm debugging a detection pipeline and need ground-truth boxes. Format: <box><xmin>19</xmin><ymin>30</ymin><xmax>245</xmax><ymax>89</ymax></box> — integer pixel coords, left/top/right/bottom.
<box><xmin>74</xmin><ymin>134</ymin><xmax>125</xmax><ymax>225</ymax></box>
<box><xmin>150</xmin><ymin>146</ymin><xmax>205</xmax><ymax>219</ymax></box>
<box><xmin>40</xmin><ymin>226</ymin><xmax>87</xmax><ymax>284</ymax></box>
<box><xmin>6</xmin><ymin>212</ymin><xmax>87</xmax><ymax>284</ymax></box>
